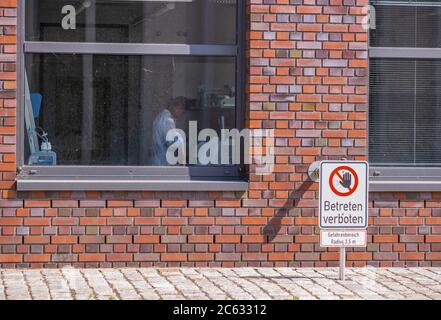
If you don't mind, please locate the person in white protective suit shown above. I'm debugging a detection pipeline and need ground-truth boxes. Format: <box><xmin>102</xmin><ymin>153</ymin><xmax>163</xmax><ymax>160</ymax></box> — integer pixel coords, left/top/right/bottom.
<box><xmin>152</xmin><ymin>97</ymin><xmax>187</xmax><ymax>166</ymax></box>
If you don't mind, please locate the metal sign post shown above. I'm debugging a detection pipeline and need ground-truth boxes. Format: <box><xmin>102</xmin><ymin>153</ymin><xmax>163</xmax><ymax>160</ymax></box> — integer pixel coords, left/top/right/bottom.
<box><xmin>339</xmin><ymin>247</ymin><xmax>346</xmax><ymax>281</ymax></box>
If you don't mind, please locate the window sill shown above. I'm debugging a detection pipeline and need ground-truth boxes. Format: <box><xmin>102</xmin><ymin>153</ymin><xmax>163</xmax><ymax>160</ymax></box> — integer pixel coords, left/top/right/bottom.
<box><xmin>369</xmin><ymin>180</ymin><xmax>441</xmax><ymax>192</ymax></box>
<box><xmin>16</xmin><ymin>178</ymin><xmax>249</xmax><ymax>192</ymax></box>
<box><xmin>18</xmin><ymin>177</ymin><xmax>441</xmax><ymax>193</ymax></box>
<box><xmin>370</xmin><ymin>167</ymin><xmax>441</xmax><ymax>192</ymax></box>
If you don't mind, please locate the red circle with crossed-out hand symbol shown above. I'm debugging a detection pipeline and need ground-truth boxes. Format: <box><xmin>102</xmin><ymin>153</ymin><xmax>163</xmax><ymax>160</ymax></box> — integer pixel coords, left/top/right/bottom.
<box><xmin>329</xmin><ymin>166</ymin><xmax>359</xmax><ymax>197</ymax></box>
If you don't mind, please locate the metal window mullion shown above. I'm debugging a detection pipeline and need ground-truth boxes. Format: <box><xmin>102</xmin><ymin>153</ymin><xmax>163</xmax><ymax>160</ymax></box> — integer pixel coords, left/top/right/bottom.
<box><xmin>371</xmin><ymin>1</ymin><xmax>441</xmax><ymax>8</ymax></box>
<box><xmin>369</xmin><ymin>47</ymin><xmax>441</xmax><ymax>59</ymax></box>
<box><xmin>236</xmin><ymin>0</ymin><xmax>246</xmax><ymax>132</ymax></box>
<box><xmin>16</xmin><ymin>0</ymin><xmax>25</xmax><ymax>168</ymax></box>
<box><xmin>23</xmin><ymin>41</ymin><xmax>238</xmax><ymax>56</ymax></box>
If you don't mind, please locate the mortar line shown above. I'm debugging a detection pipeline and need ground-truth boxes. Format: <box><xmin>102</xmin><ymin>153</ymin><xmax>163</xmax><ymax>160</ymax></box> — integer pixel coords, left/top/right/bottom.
<box><xmin>194</xmin><ymin>269</ymin><xmax>234</xmax><ymax>300</ymax></box>
<box><xmin>173</xmin><ymin>269</ymin><xmax>210</xmax><ymax>299</ymax></box>
<box><xmin>78</xmin><ymin>269</ymin><xmax>98</xmax><ymax>300</ymax></box>
<box><xmin>119</xmin><ymin>269</ymin><xmax>143</xmax><ymax>299</ymax></box>
<box><xmin>98</xmin><ymin>269</ymin><xmax>122</xmax><ymax>300</ymax></box>
<box><xmin>135</xmin><ymin>269</ymin><xmax>162</xmax><ymax>299</ymax></box>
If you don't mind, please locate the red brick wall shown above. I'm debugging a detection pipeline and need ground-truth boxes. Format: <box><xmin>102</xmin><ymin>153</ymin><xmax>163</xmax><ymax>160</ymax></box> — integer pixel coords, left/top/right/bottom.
<box><xmin>0</xmin><ymin>0</ymin><xmax>440</xmax><ymax>268</ymax></box>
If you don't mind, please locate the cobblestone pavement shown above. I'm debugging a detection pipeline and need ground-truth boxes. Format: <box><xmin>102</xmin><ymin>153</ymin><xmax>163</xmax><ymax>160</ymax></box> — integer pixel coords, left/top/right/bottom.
<box><xmin>1</xmin><ymin>267</ymin><xmax>441</xmax><ymax>300</ymax></box>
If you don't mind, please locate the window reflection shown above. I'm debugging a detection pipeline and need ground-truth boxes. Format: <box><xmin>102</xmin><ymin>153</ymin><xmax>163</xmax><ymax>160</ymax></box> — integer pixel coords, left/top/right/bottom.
<box><xmin>25</xmin><ymin>54</ymin><xmax>236</xmax><ymax>166</ymax></box>
<box><xmin>25</xmin><ymin>0</ymin><xmax>237</xmax><ymax>44</ymax></box>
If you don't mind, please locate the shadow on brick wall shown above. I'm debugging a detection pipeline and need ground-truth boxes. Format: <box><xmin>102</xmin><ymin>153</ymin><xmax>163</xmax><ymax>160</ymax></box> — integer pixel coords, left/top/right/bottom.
<box><xmin>263</xmin><ymin>180</ymin><xmax>314</xmax><ymax>242</ymax></box>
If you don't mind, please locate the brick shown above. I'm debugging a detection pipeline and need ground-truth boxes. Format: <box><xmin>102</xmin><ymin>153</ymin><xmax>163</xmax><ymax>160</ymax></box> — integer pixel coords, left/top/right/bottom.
<box><xmin>106</xmin><ymin>236</ymin><xmax>132</xmax><ymax>244</ymax></box>
<box><xmin>52</xmin><ymin>200</ymin><xmax>78</xmax><ymax>208</ymax></box>
<box><xmin>0</xmin><ymin>236</ymin><xmax>21</xmax><ymax>244</ymax></box>
<box><xmin>52</xmin><ymin>218</ymin><xmax>78</xmax><ymax>226</ymax></box>
<box><xmin>243</xmin><ymin>235</ymin><xmax>266</xmax><ymax>243</ymax></box>
<box><xmin>106</xmin><ymin>253</ymin><xmax>133</xmax><ymax>262</ymax></box>
<box><xmin>80</xmin><ymin>217</ymin><xmax>106</xmax><ymax>225</ymax></box>
<box><xmin>399</xmin><ymin>217</ymin><xmax>424</xmax><ymax>225</ymax></box>
<box><xmin>134</xmin><ymin>236</ymin><xmax>160</xmax><ymax>244</ymax></box>
<box><xmin>107</xmin><ymin>200</ymin><xmax>133</xmax><ymax>208</ymax></box>
<box><xmin>295</xmin><ymin>253</ymin><xmax>320</xmax><ymax>261</ymax></box>
<box><xmin>161</xmin><ymin>253</ymin><xmax>187</xmax><ymax>262</ymax></box>
<box><xmin>400</xmin><ymin>235</ymin><xmax>424</xmax><ymax>243</ymax></box>
<box><xmin>188</xmin><ymin>235</ymin><xmax>213</xmax><ymax>243</ymax></box>
<box><xmin>427</xmin><ymin>218</ymin><xmax>441</xmax><ymax>225</ymax></box>
<box><xmin>373</xmin><ymin>235</ymin><xmax>398</xmax><ymax>243</ymax></box>
<box><xmin>162</xmin><ymin>218</ymin><xmax>187</xmax><ymax>225</ymax></box>
<box><xmin>188</xmin><ymin>253</ymin><xmax>214</xmax><ymax>261</ymax></box>
<box><xmin>161</xmin><ymin>235</ymin><xmax>186</xmax><ymax>244</ymax></box>
<box><xmin>134</xmin><ymin>253</ymin><xmax>160</xmax><ymax>262</ymax></box>
<box><xmin>52</xmin><ymin>236</ymin><xmax>78</xmax><ymax>244</ymax></box>
<box><xmin>426</xmin><ymin>253</ymin><xmax>441</xmax><ymax>260</ymax></box>
<box><xmin>0</xmin><ymin>254</ymin><xmax>22</xmax><ymax>263</ymax></box>
<box><xmin>79</xmin><ymin>201</ymin><xmax>106</xmax><ymax>208</ymax></box>
<box><xmin>215</xmin><ymin>235</ymin><xmax>241</xmax><ymax>243</ymax></box>
<box><xmin>79</xmin><ymin>254</ymin><xmax>106</xmax><ymax>262</ymax></box>
<box><xmin>426</xmin><ymin>235</ymin><xmax>441</xmax><ymax>243</ymax></box>
<box><xmin>216</xmin><ymin>200</ymin><xmax>241</xmax><ymax>207</ymax></box>
<box><xmin>79</xmin><ymin>236</ymin><xmax>105</xmax><ymax>244</ymax></box>
<box><xmin>134</xmin><ymin>217</ymin><xmax>161</xmax><ymax>225</ymax></box>
<box><xmin>134</xmin><ymin>200</ymin><xmax>161</xmax><ymax>207</ymax></box>
<box><xmin>0</xmin><ymin>0</ymin><xmax>17</xmax><ymax>8</ymax></box>
<box><xmin>24</xmin><ymin>200</ymin><xmax>50</xmax><ymax>208</ymax></box>
<box><xmin>269</xmin><ymin>253</ymin><xmax>294</xmax><ymax>261</ymax></box>
<box><xmin>107</xmin><ymin>217</ymin><xmax>133</xmax><ymax>225</ymax></box>
<box><xmin>243</xmin><ymin>253</ymin><xmax>267</xmax><ymax>261</ymax></box>
<box><xmin>242</xmin><ymin>217</ymin><xmax>267</xmax><ymax>225</ymax></box>
<box><xmin>24</xmin><ymin>254</ymin><xmax>51</xmax><ymax>263</ymax></box>
<box><xmin>24</xmin><ymin>236</ymin><xmax>49</xmax><ymax>244</ymax></box>
<box><xmin>321</xmin><ymin>252</ymin><xmax>339</xmax><ymax>261</ymax></box>
<box><xmin>162</xmin><ymin>200</ymin><xmax>187</xmax><ymax>208</ymax></box>
<box><xmin>0</xmin><ymin>217</ymin><xmax>21</xmax><ymax>225</ymax></box>
<box><xmin>215</xmin><ymin>253</ymin><xmax>240</xmax><ymax>261</ymax></box>
<box><xmin>347</xmin><ymin>252</ymin><xmax>372</xmax><ymax>261</ymax></box>
<box><xmin>188</xmin><ymin>217</ymin><xmax>214</xmax><ymax>225</ymax></box>
<box><xmin>373</xmin><ymin>253</ymin><xmax>398</xmax><ymax>261</ymax></box>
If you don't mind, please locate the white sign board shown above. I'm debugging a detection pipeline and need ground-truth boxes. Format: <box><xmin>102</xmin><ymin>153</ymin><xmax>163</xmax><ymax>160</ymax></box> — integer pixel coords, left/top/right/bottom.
<box><xmin>319</xmin><ymin>161</ymin><xmax>368</xmax><ymax>229</ymax></box>
<box><xmin>320</xmin><ymin>230</ymin><xmax>367</xmax><ymax>247</ymax></box>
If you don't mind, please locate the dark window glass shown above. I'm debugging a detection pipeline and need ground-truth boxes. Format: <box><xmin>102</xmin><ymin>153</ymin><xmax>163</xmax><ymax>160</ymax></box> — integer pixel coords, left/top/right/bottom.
<box><xmin>25</xmin><ymin>0</ymin><xmax>237</xmax><ymax>44</ymax></box>
<box><xmin>370</xmin><ymin>1</ymin><xmax>441</xmax><ymax>167</ymax></box>
<box><xmin>370</xmin><ymin>4</ymin><xmax>441</xmax><ymax>48</ymax></box>
<box><xmin>25</xmin><ymin>53</ymin><xmax>236</xmax><ymax>166</ymax></box>
<box><xmin>369</xmin><ymin>59</ymin><xmax>441</xmax><ymax>166</ymax></box>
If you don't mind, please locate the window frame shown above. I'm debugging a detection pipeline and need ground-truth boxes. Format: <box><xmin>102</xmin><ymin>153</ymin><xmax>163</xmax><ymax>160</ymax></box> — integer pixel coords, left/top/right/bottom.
<box><xmin>16</xmin><ymin>0</ymin><xmax>248</xmax><ymax>191</ymax></box>
<box><xmin>369</xmin><ymin>0</ymin><xmax>441</xmax><ymax>191</ymax></box>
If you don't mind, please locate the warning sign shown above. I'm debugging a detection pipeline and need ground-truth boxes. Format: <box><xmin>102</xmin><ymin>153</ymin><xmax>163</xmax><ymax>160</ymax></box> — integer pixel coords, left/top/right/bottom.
<box><xmin>319</xmin><ymin>161</ymin><xmax>368</xmax><ymax>229</ymax></box>
<box><xmin>320</xmin><ymin>230</ymin><xmax>367</xmax><ymax>247</ymax></box>
<box><xmin>329</xmin><ymin>166</ymin><xmax>359</xmax><ymax>197</ymax></box>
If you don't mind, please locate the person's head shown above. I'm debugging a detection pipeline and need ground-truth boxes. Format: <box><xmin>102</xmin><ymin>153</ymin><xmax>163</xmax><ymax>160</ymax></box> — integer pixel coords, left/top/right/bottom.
<box><xmin>169</xmin><ymin>96</ymin><xmax>187</xmax><ymax>118</ymax></box>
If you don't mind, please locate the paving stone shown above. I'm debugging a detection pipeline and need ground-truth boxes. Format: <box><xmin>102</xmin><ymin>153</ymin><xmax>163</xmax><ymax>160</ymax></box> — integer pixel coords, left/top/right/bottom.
<box><xmin>1</xmin><ymin>268</ymin><xmax>441</xmax><ymax>300</ymax></box>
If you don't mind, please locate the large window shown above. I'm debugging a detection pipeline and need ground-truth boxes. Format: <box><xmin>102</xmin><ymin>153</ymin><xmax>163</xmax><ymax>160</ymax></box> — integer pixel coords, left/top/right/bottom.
<box><xmin>369</xmin><ymin>0</ymin><xmax>441</xmax><ymax>189</ymax></box>
<box><xmin>18</xmin><ymin>0</ymin><xmax>246</xmax><ymax>190</ymax></box>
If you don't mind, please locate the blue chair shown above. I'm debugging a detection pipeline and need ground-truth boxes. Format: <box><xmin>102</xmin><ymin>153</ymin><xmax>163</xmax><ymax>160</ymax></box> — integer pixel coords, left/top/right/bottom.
<box><xmin>30</xmin><ymin>93</ymin><xmax>42</xmax><ymax>118</ymax></box>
